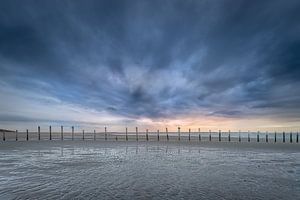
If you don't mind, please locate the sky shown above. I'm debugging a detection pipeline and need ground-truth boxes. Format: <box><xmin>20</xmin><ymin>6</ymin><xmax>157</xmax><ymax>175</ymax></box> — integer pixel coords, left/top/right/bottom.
<box><xmin>0</xmin><ymin>0</ymin><xmax>300</xmax><ymax>132</ymax></box>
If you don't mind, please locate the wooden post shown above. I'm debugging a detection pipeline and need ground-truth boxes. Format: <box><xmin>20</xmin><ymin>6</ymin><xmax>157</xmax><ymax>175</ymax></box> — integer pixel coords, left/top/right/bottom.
<box><xmin>290</xmin><ymin>132</ymin><xmax>292</xmax><ymax>143</ymax></box>
<box><xmin>26</xmin><ymin>129</ymin><xmax>29</xmax><ymax>141</ymax></box>
<box><xmin>239</xmin><ymin>130</ymin><xmax>241</xmax><ymax>142</ymax></box>
<box><xmin>94</xmin><ymin>130</ymin><xmax>96</xmax><ymax>140</ymax></box>
<box><xmin>38</xmin><ymin>126</ymin><xmax>41</xmax><ymax>140</ymax></box>
<box><xmin>126</xmin><ymin>127</ymin><xmax>128</xmax><ymax>141</ymax></box>
<box><xmin>49</xmin><ymin>126</ymin><xmax>52</xmax><ymax>140</ymax></box>
<box><xmin>105</xmin><ymin>127</ymin><xmax>107</xmax><ymax>141</ymax></box>
<box><xmin>257</xmin><ymin>131</ymin><xmax>260</xmax><ymax>142</ymax></box>
<box><xmin>178</xmin><ymin>127</ymin><xmax>181</xmax><ymax>141</ymax></box>
<box><xmin>283</xmin><ymin>132</ymin><xmax>285</xmax><ymax>143</ymax></box>
<box><xmin>135</xmin><ymin>127</ymin><xmax>138</xmax><ymax>141</ymax></box>
<box><xmin>189</xmin><ymin>129</ymin><xmax>191</xmax><ymax>141</ymax></box>
<box><xmin>15</xmin><ymin>130</ymin><xmax>18</xmax><ymax>141</ymax></box>
<box><xmin>157</xmin><ymin>130</ymin><xmax>160</xmax><ymax>141</ymax></box>
<box><xmin>248</xmin><ymin>131</ymin><xmax>250</xmax><ymax>142</ymax></box>
<box><xmin>146</xmin><ymin>129</ymin><xmax>149</xmax><ymax>141</ymax></box>
<box><xmin>198</xmin><ymin>128</ymin><xmax>201</xmax><ymax>141</ymax></box>
<box><xmin>266</xmin><ymin>132</ymin><xmax>268</xmax><ymax>143</ymax></box>
<box><xmin>219</xmin><ymin>130</ymin><xmax>221</xmax><ymax>142</ymax></box>
<box><xmin>82</xmin><ymin>130</ymin><xmax>85</xmax><ymax>140</ymax></box>
<box><xmin>2</xmin><ymin>131</ymin><xmax>5</xmax><ymax>141</ymax></box>
<box><xmin>166</xmin><ymin>128</ymin><xmax>169</xmax><ymax>141</ymax></box>
<box><xmin>297</xmin><ymin>132</ymin><xmax>299</xmax><ymax>143</ymax></box>
<box><xmin>61</xmin><ymin>126</ymin><xmax>63</xmax><ymax>140</ymax></box>
<box><xmin>72</xmin><ymin>126</ymin><xmax>74</xmax><ymax>140</ymax></box>
<box><xmin>275</xmin><ymin>132</ymin><xmax>277</xmax><ymax>143</ymax></box>
<box><xmin>209</xmin><ymin>130</ymin><xmax>211</xmax><ymax>141</ymax></box>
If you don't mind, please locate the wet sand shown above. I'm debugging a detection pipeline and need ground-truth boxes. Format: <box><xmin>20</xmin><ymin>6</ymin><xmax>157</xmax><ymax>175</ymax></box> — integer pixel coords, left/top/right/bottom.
<box><xmin>0</xmin><ymin>141</ymin><xmax>299</xmax><ymax>199</ymax></box>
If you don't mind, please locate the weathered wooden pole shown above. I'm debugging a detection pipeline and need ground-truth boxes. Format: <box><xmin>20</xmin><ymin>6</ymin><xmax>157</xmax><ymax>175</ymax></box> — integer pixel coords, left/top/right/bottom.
<box><xmin>157</xmin><ymin>130</ymin><xmax>160</xmax><ymax>141</ymax></box>
<box><xmin>61</xmin><ymin>126</ymin><xmax>63</xmax><ymax>140</ymax></box>
<box><xmin>274</xmin><ymin>131</ymin><xmax>277</xmax><ymax>143</ymax></box>
<box><xmin>15</xmin><ymin>130</ymin><xmax>18</xmax><ymax>141</ymax></box>
<box><xmin>257</xmin><ymin>131</ymin><xmax>260</xmax><ymax>142</ymax></box>
<box><xmin>248</xmin><ymin>131</ymin><xmax>250</xmax><ymax>142</ymax></box>
<box><xmin>178</xmin><ymin>127</ymin><xmax>181</xmax><ymax>141</ymax></box>
<box><xmin>239</xmin><ymin>130</ymin><xmax>241</xmax><ymax>142</ymax></box>
<box><xmin>290</xmin><ymin>132</ymin><xmax>292</xmax><ymax>143</ymax></box>
<box><xmin>26</xmin><ymin>129</ymin><xmax>29</xmax><ymax>141</ymax></box>
<box><xmin>189</xmin><ymin>129</ymin><xmax>191</xmax><ymax>141</ymax></box>
<box><xmin>2</xmin><ymin>131</ymin><xmax>5</xmax><ymax>141</ymax></box>
<box><xmin>94</xmin><ymin>130</ymin><xmax>96</xmax><ymax>140</ymax></box>
<box><xmin>82</xmin><ymin>130</ymin><xmax>85</xmax><ymax>140</ymax></box>
<box><xmin>125</xmin><ymin>127</ymin><xmax>128</xmax><ymax>141</ymax></box>
<box><xmin>266</xmin><ymin>132</ymin><xmax>268</xmax><ymax>143</ymax></box>
<box><xmin>49</xmin><ymin>126</ymin><xmax>52</xmax><ymax>140</ymax></box>
<box><xmin>105</xmin><ymin>127</ymin><xmax>107</xmax><ymax>141</ymax></box>
<box><xmin>72</xmin><ymin>126</ymin><xmax>74</xmax><ymax>140</ymax></box>
<box><xmin>166</xmin><ymin>128</ymin><xmax>169</xmax><ymax>141</ymax></box>
<box><xmin>38</xmin><ymin>126</ymin><xmax>41</xmax><ymax>140</ymax></box>
<box><xmin>135</xmin><ymin>127</ymin><xmax>138</xmax><ymax>141</ymax></box>
<box><xmin>283</xmin><ymin>132</ymin><xmax>285</xmax><ymax>143</ymax></box>
<box><xmin>228</xmin><ymin>130</ymin><xmax>231</xmax><ymax>142</ymax></box>
<box><xmin>209</xmin><ymin>130</ymin><xmax>211</xmax><ymax>141</ymax></box>
<box><xmin>219</xmin><ymin>130</ymin><xmax>221</xmax><ymax>142</ymax></box>
<box><xmin>297</xmin><ymin>132</ymin><xmax>299</xmax><ymax>143</ymax></box>
<box><xmin>146</xmin><ymin>129</ymin><xmax>149</xmax><ymax>141</ymax></box>
<box><xmin>198</xmin><ymin>128</ymin><xmax>201</xmax><ymax>141</ymax></box>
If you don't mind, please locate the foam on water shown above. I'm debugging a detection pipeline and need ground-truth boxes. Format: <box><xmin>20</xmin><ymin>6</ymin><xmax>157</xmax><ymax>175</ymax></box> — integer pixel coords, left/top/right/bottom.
<box><xmin>0</xmin><ymin>141</ymin><xmax>299</xmax><ymax>200</ymax></box>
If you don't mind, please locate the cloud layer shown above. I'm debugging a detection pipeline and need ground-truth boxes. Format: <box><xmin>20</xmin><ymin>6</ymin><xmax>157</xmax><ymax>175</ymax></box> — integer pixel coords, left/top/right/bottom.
<box><xmin>1</xmin><ymin>0</ymin><xmax>300</xmax><ymax>130</ymax></box>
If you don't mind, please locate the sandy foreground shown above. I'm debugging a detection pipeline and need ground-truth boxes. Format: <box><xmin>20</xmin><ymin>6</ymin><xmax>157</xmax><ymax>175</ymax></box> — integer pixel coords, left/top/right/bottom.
<box><xmin>0</xmin><ymin>140</ymin><xmax>299</xmax><ymax>200</ymax></box>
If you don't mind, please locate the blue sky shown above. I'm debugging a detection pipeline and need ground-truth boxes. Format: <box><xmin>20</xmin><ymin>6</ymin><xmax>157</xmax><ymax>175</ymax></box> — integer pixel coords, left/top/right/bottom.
<box><xmin>1</xmin><ymin>0</ymin><xmax>300</xmax><ymax>132</ymax></box>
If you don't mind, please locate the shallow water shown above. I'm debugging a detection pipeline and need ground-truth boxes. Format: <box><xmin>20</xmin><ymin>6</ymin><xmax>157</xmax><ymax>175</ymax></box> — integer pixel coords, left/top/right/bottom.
<box><xmin>0</xmin><ymin>141</ymin><xmax>299</xmax><ymax>200</ymax></box>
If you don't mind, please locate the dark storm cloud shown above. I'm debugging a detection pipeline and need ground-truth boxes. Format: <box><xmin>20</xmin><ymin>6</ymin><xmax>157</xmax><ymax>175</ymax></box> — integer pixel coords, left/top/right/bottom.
<box><xmin>1</xmin><ymin>0</ymin><xmax>300</xmax><ymax>122</ymax></box>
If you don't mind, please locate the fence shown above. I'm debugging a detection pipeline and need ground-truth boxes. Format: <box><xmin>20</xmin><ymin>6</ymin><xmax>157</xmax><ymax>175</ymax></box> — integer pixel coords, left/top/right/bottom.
<box><xmin>1</xmin><ymin>126</ymin><xmax>299</xmax><ymax>144</ymax></box>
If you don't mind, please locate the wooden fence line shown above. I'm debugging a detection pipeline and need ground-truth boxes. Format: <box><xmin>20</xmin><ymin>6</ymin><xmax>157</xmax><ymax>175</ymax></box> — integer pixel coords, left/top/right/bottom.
<box><xmin>0</xmin><ymin>126</ymin><xmax>299</xmax><ymax>144</ymax></box>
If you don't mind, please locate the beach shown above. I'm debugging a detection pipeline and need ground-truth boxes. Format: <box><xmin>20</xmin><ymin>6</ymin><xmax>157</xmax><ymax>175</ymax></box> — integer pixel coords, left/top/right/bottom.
<box><xmin>0</xmin><ymin>140</ymin><xmax>299</xmax><ymax>199</ymax></box>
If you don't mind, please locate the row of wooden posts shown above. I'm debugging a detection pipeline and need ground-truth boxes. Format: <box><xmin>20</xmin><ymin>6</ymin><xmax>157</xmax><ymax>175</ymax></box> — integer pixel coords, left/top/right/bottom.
<box><xmin>1</xmin><ymin>126</ymin><xmax>299</xmax><ymax>143</ymax></box>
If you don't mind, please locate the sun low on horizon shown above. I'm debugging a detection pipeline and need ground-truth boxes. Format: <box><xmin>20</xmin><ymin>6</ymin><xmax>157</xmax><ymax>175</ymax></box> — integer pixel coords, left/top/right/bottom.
<box><xmin>1</xmin><ymin>0</ymin><xmax>300</xmax><ymax>132</ymax></box>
